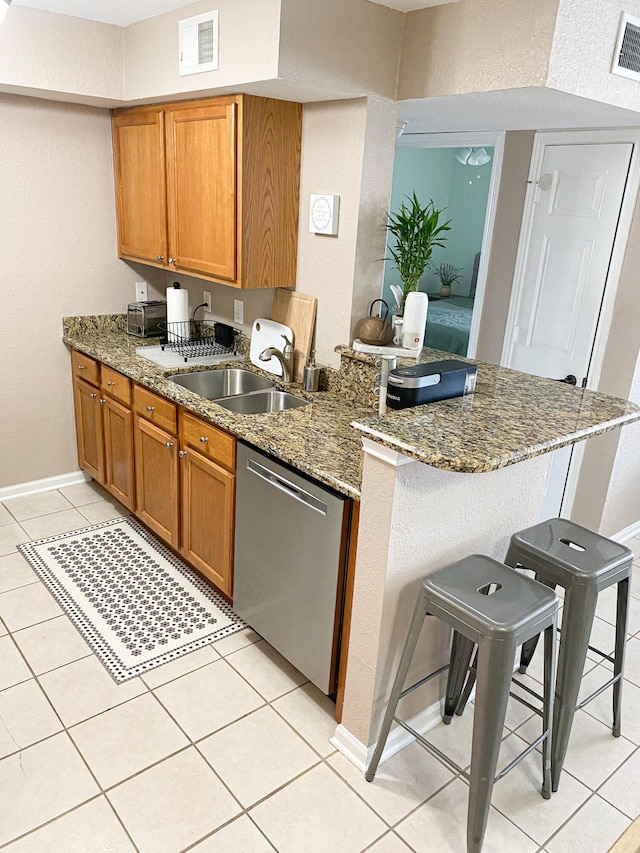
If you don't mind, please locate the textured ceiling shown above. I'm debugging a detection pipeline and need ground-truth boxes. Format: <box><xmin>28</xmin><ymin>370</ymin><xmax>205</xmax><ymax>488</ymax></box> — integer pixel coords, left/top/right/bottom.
<box><xmin>12</xmin><ymin>0</ymin><xmax>457</xmax><ymax>26</ymax></box>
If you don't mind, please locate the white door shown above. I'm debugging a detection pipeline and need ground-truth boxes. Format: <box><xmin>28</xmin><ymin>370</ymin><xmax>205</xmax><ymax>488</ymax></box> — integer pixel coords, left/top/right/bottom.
<box><xmin>504</xmin><ymin>141</ymin><xmax>633</xmax><ymax>516</ymax></box>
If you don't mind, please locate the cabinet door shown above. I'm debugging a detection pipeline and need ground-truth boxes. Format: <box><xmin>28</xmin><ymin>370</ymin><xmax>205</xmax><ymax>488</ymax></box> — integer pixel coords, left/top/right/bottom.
<box><xmin>165</xmin><ymin>100</ymin><xmax>237</xmax><ymax>281</ymax></box>
<box><xmin>102</xmin><ymin>396</ymin><xmax>135</xmax><ymax>511</ymax></box>
<box><xmin>180</xmin><ymin>447</ymin><xmax>235</xmax><ymax>597</ymax></box>
<box><xmin>134</xmin><ymin>416</ymin><xmax>179</xmax><ymax>548</ymax></box>
<box><xmin>73</xmin><ymin>378</ymin><xmax>105</xmax><ymax>484</ymax></box>
<box><xmin>112</xmin><ymin>109</ymin><xmax>167</xmax><ymax>264</ymax></box>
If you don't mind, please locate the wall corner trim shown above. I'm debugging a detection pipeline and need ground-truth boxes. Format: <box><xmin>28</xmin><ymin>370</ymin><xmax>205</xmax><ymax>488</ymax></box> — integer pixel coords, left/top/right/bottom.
<box><xmin>360</xmin><ymin>435</ymin><xmax>414</xmax><ymax>467</ymax></box>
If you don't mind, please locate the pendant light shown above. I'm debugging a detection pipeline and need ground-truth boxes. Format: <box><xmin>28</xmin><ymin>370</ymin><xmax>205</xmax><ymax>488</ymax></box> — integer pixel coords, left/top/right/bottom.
<box><xmin>455</xmin><ymin>146</ymin><xmax>492</xmax><ymax>166</ymax></box>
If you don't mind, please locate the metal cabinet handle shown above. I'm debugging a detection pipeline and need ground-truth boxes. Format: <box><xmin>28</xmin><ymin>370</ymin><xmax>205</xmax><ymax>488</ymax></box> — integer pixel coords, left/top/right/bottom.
<box><xmin>77</xmin><ymin>364</ymin><xmax>85</xmax><ymax>370</ymax></box>
<box><xmin>156</xmin><ymin>254</ymin><xmax>164</xmax><ymax>261</ymax></box>
<box><xmin>146</xmin><ymin>406</ymin><xmax>154</xmax><ymax>413</ymax></box>
<box><xmin>165</xmin><ymin>442</ymin><xmax>174</xmax><ymax>450</ymax></box>
<box><xmin>199</xmin><ymin>436</ymin><xmax>208</xmax><ymax>444</ymax></box>
<box><xmin>89</xmin><ymin>392</ymin><xmax>97</xmax><ymax>399</ymax></box>
<box><xmin>168</xmin><ymin>257</ymin><xmax>176</xmax><ymax>265</ymax></box>
<box><xmin>107</xmin><ymin>381</ymin><xmax>115</xmax><ymax>387</ymax></box>
<box><xmin>99</xmin><ymin>398</ymin><xmax>106</xmax><ymax>405</ymax></box>
<box><xmin>178</xmin><ymin>450</ymin><xmax>188</xmax><ymax>458</ymax></box>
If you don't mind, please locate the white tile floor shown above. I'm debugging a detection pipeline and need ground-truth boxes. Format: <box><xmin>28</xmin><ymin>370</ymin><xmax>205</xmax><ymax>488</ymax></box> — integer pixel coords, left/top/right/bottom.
<box><xmin>1</xmin><ymin>482</ymin><xmax>640</xmax><ymax>852</ymax></box>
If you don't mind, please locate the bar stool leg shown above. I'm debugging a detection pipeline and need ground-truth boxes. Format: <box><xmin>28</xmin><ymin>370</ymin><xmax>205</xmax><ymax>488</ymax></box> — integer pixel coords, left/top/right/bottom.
<box><xmin>551</xmin><ymin>584</ymin><xmax>598</xmax><ymax>792</ymax></box>
<box><xmin>444</xmin><ymin>632</ymin><xmax>476</xmax><ymax>724</ymax></box>
<box><xmin>366</xmin><ymin>590</ymin><xmax>428</xmax><ymax>782</ymax></box>
<box><xmin>455</xmin><ymin>647</ymin><xmax>478</xmax><ymax>717</ymax></box>
<box><xmin>541</xmin><ymin>618</ymin><xmax>557</xmax><ymax>799</ymax></box>
<box><xmin>516</xmin><ymin>575</ymin><xmax>556</xmax><ymax>674</ymax></box>
<box><xmin>613</xmin><ymin>577</ymin><xmax>630</xmax><ymax>737</ymax></box>
<box><xmin>466</xmin><ymin>636</ymin><xmax>516</xmax><ymax>853</ymax></box>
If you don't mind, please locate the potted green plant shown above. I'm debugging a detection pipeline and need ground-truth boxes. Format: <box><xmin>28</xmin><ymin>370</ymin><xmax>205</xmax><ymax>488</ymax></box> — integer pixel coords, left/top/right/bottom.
<box><xmin>384</xmin><ymin>192</ymin><xmax>451</xmax><ymax>312</ymax></box>
<box><xmin>434</xmin><ymin>263</ymin><xmax>463</xmax><ymax>298</ymax></box>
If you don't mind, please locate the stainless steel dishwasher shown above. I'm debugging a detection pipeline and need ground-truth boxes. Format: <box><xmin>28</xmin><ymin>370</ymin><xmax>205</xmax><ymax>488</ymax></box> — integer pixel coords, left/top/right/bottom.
<box><xmin>233</xmin><ymin>442</ymin><xmax>351</xmax><ymax>695</ymax></box>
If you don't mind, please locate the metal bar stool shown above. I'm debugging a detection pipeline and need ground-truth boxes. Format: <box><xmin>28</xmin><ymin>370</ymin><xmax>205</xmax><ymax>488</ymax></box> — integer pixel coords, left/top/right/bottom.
<box><xmin>366</xmin><ymin>555</ymin><xmax>558</xmax><ymax>853</ymax></box>
<box><xmin>503</xmin><ymin>518</ymin><xmax>633</xmax><ymax>792</ymax></box>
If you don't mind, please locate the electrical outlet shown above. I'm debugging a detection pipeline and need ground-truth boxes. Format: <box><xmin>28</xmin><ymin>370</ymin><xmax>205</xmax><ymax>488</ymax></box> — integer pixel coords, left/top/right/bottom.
<box><xmin>135</xmin><ymin>282</ymin><xmax>148</xmax><ymax>302</ymax></box>
<box><xmin>233</xmin><ymin>299</ymin><xmax>244</xmax><ymax>325</ymax></box>
<box><xmin>203</xmin><ymin>290</ymin><xmax>212</xmax><ymax>312</ymax></box>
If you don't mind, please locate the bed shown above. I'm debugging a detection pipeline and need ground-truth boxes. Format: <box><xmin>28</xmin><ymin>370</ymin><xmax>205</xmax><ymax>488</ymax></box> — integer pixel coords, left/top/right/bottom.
<box><xmin>423</xmin><ymin>296</ymin><xmax>474</xmax><ymax>356</ymax></box>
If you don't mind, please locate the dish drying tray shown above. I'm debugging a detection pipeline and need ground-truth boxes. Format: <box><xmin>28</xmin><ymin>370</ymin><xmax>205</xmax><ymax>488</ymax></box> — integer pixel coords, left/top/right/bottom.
<box><xmin>160</xmin><ymin>320</ymin><xmax>235</xmax><ymax>362</ymax></box>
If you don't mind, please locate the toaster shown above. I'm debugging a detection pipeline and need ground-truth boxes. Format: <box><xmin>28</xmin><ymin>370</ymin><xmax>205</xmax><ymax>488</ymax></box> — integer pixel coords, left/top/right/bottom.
<box><xmin>386</xmin><ymin>359</ymin><xmax>478</xmax><ymax>410</ymax></box>
<box><xmin>127</xmin><ymin>300</ymin><xmax>167</xmax><ymax>337</ymax></box>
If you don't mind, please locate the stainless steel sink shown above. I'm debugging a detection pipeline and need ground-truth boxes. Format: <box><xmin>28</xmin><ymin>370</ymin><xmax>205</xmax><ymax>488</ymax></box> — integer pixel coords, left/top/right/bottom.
<box><xmin>216</xmin><ymin>390</ymin><xmax>311</xmax><ymax>414</ymax></box>
<box><xmin>168</xmin><ymin>368</ymin><xmax>274</xmax><ymax>400</ymax></box>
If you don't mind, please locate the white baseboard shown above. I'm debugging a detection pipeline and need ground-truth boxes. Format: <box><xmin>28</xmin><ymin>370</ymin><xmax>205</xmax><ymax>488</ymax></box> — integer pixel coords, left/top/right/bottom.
<box><xmin>331</xmin><ymin>699</ymin><xmax>443</xmax><ymax>772</ymax></box>
<box><xmin>612</xmin><ymin>519</ymin><xmax>640</xmax><ymax>544</ymax></box>
<box><xmin>0</xmin><ymin>471</ymin><xmax>89</xmax><ymax>502</ymax></box>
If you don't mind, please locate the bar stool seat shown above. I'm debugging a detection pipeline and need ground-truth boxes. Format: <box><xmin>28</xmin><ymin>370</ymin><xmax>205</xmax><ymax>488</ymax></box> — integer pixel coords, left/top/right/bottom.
<box><xmin>366</xmin><ymin>555</ymin><xmax>558</xmax><ymax>853</ymax></box>
<box><xmin>505</xmin><ymin>518</ymin><xmax>633</xmax><ymax>792</ymax></box>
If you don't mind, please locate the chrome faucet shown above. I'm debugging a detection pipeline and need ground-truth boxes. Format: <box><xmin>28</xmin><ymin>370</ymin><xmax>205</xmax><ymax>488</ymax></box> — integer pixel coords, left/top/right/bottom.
<box><xmin>259</xmin><ymin>334</ymin><xmax>294</xmax><ymax>383</ymax></box>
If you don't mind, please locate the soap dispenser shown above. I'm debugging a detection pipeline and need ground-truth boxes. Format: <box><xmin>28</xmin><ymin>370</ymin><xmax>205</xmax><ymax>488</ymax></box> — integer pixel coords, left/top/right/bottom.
<box><xmin>303</xmin><ymin>352</ymin><xmax>321</xmax><ymax>392</ymax></box>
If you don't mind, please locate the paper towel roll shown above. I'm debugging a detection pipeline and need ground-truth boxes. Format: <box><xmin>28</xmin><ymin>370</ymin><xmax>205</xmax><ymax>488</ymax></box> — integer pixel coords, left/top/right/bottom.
<box><xmin>166</xmin><ymin>282</ymin><xmax>189</xmax><ymax>341</ymax></box>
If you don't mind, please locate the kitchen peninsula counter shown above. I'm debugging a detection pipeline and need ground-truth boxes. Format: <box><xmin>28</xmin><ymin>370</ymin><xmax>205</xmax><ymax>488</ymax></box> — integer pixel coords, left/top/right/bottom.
<box><xmin>336</xmin><ymin>345</ymin><xmax>640</xmax><ymax>473</ymax></box>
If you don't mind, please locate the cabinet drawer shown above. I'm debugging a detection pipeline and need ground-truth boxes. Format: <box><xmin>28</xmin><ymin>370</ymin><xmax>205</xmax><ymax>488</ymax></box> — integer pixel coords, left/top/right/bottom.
<box><xmin>71</xmin><ymin>350</ymin><xmax>99</xmax><ymax>386</ymax></box>
<box><xmin>181</xmin><ymin>411</ymin><xmax>236</xmax><ymax>471</ymax></box>
<box><xmin>133</xmin><ymin>385</ymin><xmax>177</xmax><ymax>434</ymax></box>
<box><xmin>101</xmin><ymin>366</ymin><xmax>132</xmax><ymax>407</ymax></box>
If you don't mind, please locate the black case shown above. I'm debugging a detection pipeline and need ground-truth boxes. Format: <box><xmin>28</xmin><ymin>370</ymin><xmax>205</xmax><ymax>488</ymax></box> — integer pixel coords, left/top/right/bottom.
<box><xmin>386</xmin><ymin>359</ymin><xmax>478</xmax><ymax>410</ymax></box>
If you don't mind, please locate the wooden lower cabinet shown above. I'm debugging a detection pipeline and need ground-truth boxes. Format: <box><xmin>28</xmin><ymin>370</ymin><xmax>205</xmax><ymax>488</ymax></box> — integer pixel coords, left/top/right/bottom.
<box><xmin>180</xmin><ymin>447</ymin><xmax>235</xmax><ymax>597</ymax></box>
<box><xmin>73</xmin><ymin>376</ymin><xmax>104</xmax><ymax>483</ymax></box>
<box><xmin>72</xmin><ymin>360</ymin><xmax>238</xmax><ymax>598</ymax></box>
<box><xmin>102</xmin><ymin>396</ymin><xmax>135</xmax><ymax>511</ymax></box>
<box><xmin>134</xmin><ymin>416</ymin><xmax>179</xmax><ymax>548</ymax></box>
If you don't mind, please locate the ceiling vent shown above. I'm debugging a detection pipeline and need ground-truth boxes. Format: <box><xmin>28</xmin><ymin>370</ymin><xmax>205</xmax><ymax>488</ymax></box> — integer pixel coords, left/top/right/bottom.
<box><xmin>612</xmin><ymin>12</ymin><xmax>640</xmax><ymax>80</ymax></box>
<box><xmin>179</xmin><ymin>10</ymin><xmax>219</xmax><ymax>76</ymax></box>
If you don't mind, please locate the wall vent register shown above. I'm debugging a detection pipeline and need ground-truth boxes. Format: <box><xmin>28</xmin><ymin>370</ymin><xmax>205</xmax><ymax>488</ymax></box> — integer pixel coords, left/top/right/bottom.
<box><xmin>612</xmin><ymin>12</ymin><xmax>640</xmax><ymax>80</ymax></box>
<box><xmin>179</xmin><ymin>10</ymin><xmax>219</xmax><ymax>76</ymax></box>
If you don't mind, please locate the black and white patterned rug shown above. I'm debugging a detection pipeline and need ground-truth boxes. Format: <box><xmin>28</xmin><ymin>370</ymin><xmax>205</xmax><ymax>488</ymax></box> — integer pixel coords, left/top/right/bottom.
<box><xmin>18</xmin><ymin>516</ymin><xmax>246</xmax><ymax>682</ymax></box>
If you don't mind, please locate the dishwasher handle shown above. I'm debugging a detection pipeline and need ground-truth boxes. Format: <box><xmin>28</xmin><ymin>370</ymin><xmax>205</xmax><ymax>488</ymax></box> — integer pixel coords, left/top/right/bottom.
<box><xmin>246</xmin><ymin>458</ymin><xmax>328</xmax><ymax>516</ymax></box>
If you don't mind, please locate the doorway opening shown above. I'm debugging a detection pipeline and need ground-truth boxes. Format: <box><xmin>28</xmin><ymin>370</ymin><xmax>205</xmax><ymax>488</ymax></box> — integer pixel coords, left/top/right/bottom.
<box><xmin>381</xmin><ymin>131</ymin><xmax>504</xmax><ymax>357</ymax></box>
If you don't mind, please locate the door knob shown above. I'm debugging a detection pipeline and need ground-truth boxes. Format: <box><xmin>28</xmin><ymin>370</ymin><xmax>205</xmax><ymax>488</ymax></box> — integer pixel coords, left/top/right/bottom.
<box><xmin>553</xmin><ymin>374</ymin><xmax>577</xmax><ymax>385</ymax></box>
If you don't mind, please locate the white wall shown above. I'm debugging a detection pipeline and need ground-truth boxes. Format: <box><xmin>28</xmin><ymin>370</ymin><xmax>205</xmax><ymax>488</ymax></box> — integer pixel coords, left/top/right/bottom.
<box><xmin>341</xmin><ymin>448</ymin><xmax>551</xmax><ymax>747</ymax></box>
<box><xmin>0</xmin><ymin>7</ymin><xmax>124</xmax><ymax>103</ymax></box>
<box><xmin>295</xmin><ymin>99</ymin><xmax>369</xmax><ymax>368</ymax></box>
<box><xmin>548</xmin><ymin>0</ymin><xmax>640</xmax><ymax>112</ymax></box>
<box><xmin>601</xmin><ymin>349</ymin><xmax>640</xmax><ymax>536</ymax></box>
<box><xmin>0</xmin><ymin>95</ymin><xmax>157</xmax><ymax>489</ymax></box>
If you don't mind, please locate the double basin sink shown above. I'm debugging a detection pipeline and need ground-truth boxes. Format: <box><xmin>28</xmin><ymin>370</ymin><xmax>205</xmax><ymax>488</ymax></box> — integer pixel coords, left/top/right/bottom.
<box><xmin>168</xmin><ymin>368</ymin><xmax>310</xmax><ymax>414</ymax></box>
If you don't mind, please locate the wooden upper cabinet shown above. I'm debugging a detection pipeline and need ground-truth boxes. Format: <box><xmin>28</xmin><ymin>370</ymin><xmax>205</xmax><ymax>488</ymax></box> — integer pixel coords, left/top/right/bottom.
<box><xmin>165</xmin><ymin>100</ymin><xmax>237</xmax><ymax>281</ymax></box>
<box><xmin>111</xmin><ymin>95</ymin><xmax>302</xmax><ymax>289</ymax></box>
<box><xmin>112</xmin><ymin>109</ymin><xmax>167</xmax><ymax>266</ymax></box>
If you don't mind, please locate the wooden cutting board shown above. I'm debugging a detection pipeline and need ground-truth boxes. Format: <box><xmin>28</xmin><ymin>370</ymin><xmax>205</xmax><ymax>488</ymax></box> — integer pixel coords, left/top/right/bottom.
<box><xmin>271</xmin><ymin>288</ymin><xmax>318</xmax><ymax>382</ymax></box>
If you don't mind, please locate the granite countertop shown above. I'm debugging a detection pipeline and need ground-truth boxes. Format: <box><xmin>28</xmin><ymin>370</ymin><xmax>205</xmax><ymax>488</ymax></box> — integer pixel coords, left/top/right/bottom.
<box><xmin>63</xmin><ymin>317</ymin><xmax>640</xmax><ymax>493</ymax></box>
<box><xmin>337</xmin><ymin>346</ymin><xmax>640</xmax><ymax>473</ymax></box>
<box><xmin>63</xmin><ymin>318</ymin><xmax>367</xmax><ymax>499</ymax></box>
